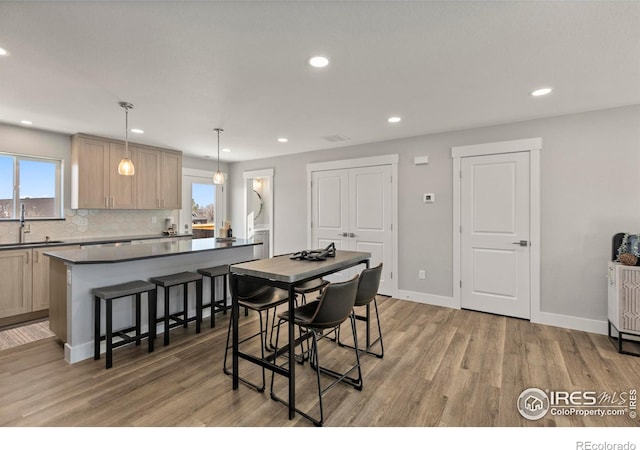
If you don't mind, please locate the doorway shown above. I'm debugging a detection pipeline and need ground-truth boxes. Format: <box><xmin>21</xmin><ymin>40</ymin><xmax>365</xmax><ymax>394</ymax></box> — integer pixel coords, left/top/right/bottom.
<box><xmin>452</xmin><ymin>138</ymin><xmax>541</xmax><ymax>321</ymax></box>
<box><xmin>181</xmin><ymin>168</ymin><xmax>225</xmax><ymax>238</ymax></box>
<box><xmin>307</xmin><ymin>155</ymin><xmax>398</xmax><ymax>297</ymax></box>
<box><xmin>243</xmin><ymin>168</ymin><xmax>274</xmax><ymax>259</ymax></box>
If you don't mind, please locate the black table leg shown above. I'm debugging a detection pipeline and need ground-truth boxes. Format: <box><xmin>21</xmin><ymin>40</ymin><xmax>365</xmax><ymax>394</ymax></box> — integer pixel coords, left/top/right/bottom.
<box><xmin>288</xmin><ymin>283</ymin><xmax>296</xmax><ymax>420</ymax></box>
<box><xmin>94</xmin><ymin>296</ymin><xmax>100</xmax><ymax>360</ymax></box>
<box><xmin>232</xmin><ymin>273</ymin><xmax>239</xmax><ymax>390</ymax></box>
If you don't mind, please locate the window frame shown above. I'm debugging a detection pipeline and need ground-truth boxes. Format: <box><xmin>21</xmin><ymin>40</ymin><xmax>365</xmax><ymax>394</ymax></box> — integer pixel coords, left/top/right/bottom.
<box><xmin>0</xmin><ymin>152</ymin><xmax>64</xmax><ymax>220</ymax></box>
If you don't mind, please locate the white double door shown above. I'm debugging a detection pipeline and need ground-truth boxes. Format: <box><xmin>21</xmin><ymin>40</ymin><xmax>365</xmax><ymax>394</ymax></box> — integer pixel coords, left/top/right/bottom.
<box><xmin>311</xmin><ymin>165</ymin><xmax>393</xmax><ymax>295</ymax></box>
<box><xmin>460</xmin><ymin>151</ymin><xmax>531</xmax><ymax>319</ymax></box>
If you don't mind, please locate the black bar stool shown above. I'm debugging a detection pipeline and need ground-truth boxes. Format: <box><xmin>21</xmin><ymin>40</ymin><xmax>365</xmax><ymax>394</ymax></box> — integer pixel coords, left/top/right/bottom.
<box><xmin>197</xmin><ymin>264</ymin><xmax>229</xmax><ymax>328</ymax></box>
<box><xmin>93</xmin><ymin>280</ymin><xmax>157</xmax><ymax>369</ymax></box>
<box><xmin>295</xmin><ymin>278</ymin><xmax>329</xmax><ymax>304</ymax></box>
<box><xmin>150</xmin><ymin>271</ymin><xmax>203</xmax><ymax>346</ymax></box>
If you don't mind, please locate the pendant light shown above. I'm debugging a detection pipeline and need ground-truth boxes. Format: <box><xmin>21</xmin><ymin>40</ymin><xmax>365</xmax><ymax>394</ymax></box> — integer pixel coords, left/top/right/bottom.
<box><xmin>117</xmin><ymin>101</ymin><xmax>135</xmax><ymax>176</ymax></box>
<box><xmin>213</xmin><ymin>127</ymin><xmax>225</xmax><ymax>185</ymax></box>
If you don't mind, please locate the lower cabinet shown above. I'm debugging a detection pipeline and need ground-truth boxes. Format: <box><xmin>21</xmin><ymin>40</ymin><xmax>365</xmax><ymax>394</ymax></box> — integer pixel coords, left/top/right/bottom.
<box><xmin>32</xmin><ymin>246</ymin><xmax>79</xmax><ymax>312</ymax></box>
<box><xmin>0</xmin><ymin>249</ymin><xmax>32</xmax><ymax>318</ymax></box>
<box><xmin>0</xmin><ymin>246</ymin><xmax>79</xmax><ymax>323</ymax></box>
<box><xmin>253</xmin><ymin>229</ymin><xmax>270</xmax><ymax>259</ymax></box>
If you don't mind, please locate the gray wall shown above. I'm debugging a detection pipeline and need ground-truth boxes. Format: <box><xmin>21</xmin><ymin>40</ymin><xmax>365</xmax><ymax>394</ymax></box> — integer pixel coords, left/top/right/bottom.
<box><xmin>229</xmin><ymin>105</ymin><xmax>640</xmax><ymax>322</ymax></box>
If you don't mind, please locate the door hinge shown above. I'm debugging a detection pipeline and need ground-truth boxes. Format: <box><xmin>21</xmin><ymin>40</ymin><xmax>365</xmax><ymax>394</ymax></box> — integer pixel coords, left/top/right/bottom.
<box><xmin>391</xmin><ymin>223</ymin><xmax>393</xmax><ymax>231</ymax></box>
<box><xmin>459</xmin><ymin>170</ymin><xmax>462</xmax><ymax>179</ymax></box>
<box><xmin>390</xmin><ymin>272</ymin><xmax>393</xmax><ymax>280</ymax></box>
<box><xmin>460</xmin><ymin>225</ymin><xmax>462</xmax><ymax>233</ymax></box>
<box><xmin>459</xmin><ymin>280</ymin><xmax>462</xmax><ymax>288</ymax></box>
<box><xmin>390</xmin><ymin>175</ymin><xmax>393</xmax><ymax>183</ymax></box>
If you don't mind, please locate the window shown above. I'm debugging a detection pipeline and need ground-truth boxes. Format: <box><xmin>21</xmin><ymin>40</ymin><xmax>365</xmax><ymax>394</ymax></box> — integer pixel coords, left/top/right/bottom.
<box><xmin>0</xmin><ymin>153</ymin><xmax>63</xmax><ymax>219</ymax></box>
<box><xmin>191</xmin><ymin>182</ymin><xmax>215</xmax><ymax>239</ymax></box>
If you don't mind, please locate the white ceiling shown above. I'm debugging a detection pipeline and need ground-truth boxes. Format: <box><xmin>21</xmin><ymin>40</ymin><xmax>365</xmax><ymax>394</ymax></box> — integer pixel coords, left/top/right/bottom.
<box><xmin>0</xmin><ymin>1</ymin><xmax>638</xmax><ymax>162</ymax></box>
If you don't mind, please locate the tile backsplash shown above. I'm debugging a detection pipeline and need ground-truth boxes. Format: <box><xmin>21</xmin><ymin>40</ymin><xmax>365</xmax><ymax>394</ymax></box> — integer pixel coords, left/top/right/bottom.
<box><xmin>0</xmin><ymin>209</ymin><xmax>178</xmax><ymax>244</ymax></box>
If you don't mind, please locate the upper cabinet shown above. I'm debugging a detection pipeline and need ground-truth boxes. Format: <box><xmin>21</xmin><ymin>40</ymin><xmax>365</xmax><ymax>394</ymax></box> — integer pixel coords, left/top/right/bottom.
<box><xmin>135</xmin><ymin>146</ymin><xmax>182</xmax><ymax>209</ymax></box>
<box><xmin>71</xmin><ymin>134</ymin><xmax>182</xmax><ymax>210</ymax></box>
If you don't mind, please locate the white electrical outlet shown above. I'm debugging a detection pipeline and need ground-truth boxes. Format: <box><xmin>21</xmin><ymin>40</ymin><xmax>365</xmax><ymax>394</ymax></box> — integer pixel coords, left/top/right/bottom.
<box><xmin>151</xmin><ymin>217</ymin><xmax>157</xmax><ymax>224</ymax></box>
<box><xmin>419</xmin><ymin>270</ymin><xmax>426</xmax><ymax>279</ymax></box>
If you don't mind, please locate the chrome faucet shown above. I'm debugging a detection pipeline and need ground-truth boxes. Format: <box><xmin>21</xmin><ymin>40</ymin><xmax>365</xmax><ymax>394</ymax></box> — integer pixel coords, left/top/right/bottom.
<box><xmin>19</xmin><ymin>204</ymin><xmax>30</xmax><ymax>243</ymax></box>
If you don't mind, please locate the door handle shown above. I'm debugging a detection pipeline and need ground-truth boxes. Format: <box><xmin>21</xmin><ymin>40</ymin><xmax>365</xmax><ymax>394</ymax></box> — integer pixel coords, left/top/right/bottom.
<box><xmin>512</xmin><ymin>240</ymin><xmax>528</xmax><ymax>247</ymax></box>
<box><xmin>338</xmin><ymin>232</ymin><xmax>348</xmax><ymax>237</ymax></box>
<box><xmin>349</xmin><ymin>233</ymin><xmax>356</xmax><ymax>238</ymax></box>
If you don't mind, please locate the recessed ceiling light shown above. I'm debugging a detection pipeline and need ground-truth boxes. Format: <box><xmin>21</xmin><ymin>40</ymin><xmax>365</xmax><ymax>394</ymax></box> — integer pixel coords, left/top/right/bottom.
<box><xmin>20</xmin><ymin>120</ymin><xmax>32</xmax><ymax>125</ymax></box>
<box><xmin>530</xmin><ymin>87</ymin><xmax>552</xmax><ymax>97</ymax></box>
<box><xmin>387</xmin><ymin>116</ymin><xmax>401</xmax><ymax>123</ymax></box>
<box><xmin>0</xmin><ymin>48</ymin><xmax>8</xmax><ymax>56</ymax></box>
<box><xmin>278</xmin><ymin>138</ymin><xmax>288</xmax><ymax>143</ymax></box>
<box><xmin>130</xmin><ymin>128</ymin><xmax>144</xmax><ymax>134</ymax></box>
<box><xmin>222</xmin><ymin>148</ymin><xmax>231</xmax><ymax>152</ymax></box>
<box><xmin>308</xmin><ymin>56</ymin><xmax>329</xmax><ymax>68</ymax></box>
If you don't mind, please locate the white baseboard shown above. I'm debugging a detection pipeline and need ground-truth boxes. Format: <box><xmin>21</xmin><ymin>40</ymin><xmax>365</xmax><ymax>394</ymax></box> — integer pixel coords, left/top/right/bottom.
<box><xmin>396</xmin><ymin>290</ymin><xmax>457</xmax><ymax>309</ymax></box>
<box><xmin>396</xmin><ymin>290</ymin><xmax>608</xmax><ymax>336</ymax></box>
<box><xmin>535</xmin><ymin>311</ymin><xmax>608</xmax><ymax>336</ymax></box>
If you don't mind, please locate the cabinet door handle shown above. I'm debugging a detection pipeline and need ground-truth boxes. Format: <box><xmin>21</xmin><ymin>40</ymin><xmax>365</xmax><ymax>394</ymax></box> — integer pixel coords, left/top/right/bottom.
<box><xmin>339</xmin><ymin>233</ymin><xmax>348</xmax><ymax>237</ymax></box>
<box><xmin>105</xmin><ymin>197</ymin><xmax>108</xmax><ymax>208</ymax></box>
<box><xmin>25</xmin><ymin>251</ymin><xmax>29</xmax><ymax>264</ymax></box>
<box><xmin>349</xmin><ymin>232</ymin><xmax>356</xmax><ymax>238</ymax></box>
<box><xmin>111</xmin><ymin>197</ymin><xmax>115</xmax><ymax>208</ymax></box>
<box><xmin>34</xmin><ymin>251</ymin><xmax>39</xmax><ymax>263</ymax></box>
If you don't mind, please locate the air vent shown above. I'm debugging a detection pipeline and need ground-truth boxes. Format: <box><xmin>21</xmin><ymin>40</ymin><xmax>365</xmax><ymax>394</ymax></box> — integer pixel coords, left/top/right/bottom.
<box><xmin>321</xmin><ymin>134</ymin><xmax>351</xmax><ymax>143</ymax></box>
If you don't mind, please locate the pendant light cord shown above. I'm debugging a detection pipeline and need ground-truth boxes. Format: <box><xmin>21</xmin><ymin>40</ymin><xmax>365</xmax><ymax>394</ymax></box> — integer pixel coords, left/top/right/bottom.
<box><xmin>217</xmin><ymin>128</ymin><xmax>220</xmax><ymax>171</ymax></box>
<box><xmin>125</xmin><ymin>106</ymin><xmax>129</xmax><ymax>158</ymax></box>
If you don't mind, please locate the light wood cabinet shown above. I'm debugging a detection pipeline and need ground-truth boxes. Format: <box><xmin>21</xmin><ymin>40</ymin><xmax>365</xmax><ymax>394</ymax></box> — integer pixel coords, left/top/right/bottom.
<box><xmin>71</xmin><ymin>134</ymin><xmax>181</xmax><ymax>210</ymax></box>
<box><xmin>71</xmin><ymin>136</ymin><xmax>109</xmax><ymax>209</ymax></box>
<box><xmin>160</xmin><ymin>150</ymin><xmax>182</xmax><ymax>209</ymax></box>
<box><xmin>71</xmin><ymin>135</ymin><xmax>137</xmax><ymax>209</ymax></box>
<box><xmin>0</xmin><ymin>250</ymin><xmax>33</xmax><ymax>318</ymax></box>
<box><xmin>32</xmin><ymin>245</ymin><xmax>79</xmax><ymax>312</ymax></box>
<box><xmin>136</xmin><ymin>147</ymin><xmax>182</xmax><ymax>209</ymax></box>
<box><xmin>135</xmin><ymin>146</ymin><xmax>161</xmax><ymax>209</ymax></box>
<box><xmin>108</xmin><ymin>142</ymin><xmax>137</xmax><ymax>209</ymax></box>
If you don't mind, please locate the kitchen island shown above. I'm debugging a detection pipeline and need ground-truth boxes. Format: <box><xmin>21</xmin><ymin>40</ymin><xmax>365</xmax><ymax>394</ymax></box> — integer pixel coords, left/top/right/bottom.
<box><xmin>46</xmin><ymin>238</ymin><xmax>261</xmax><ymax>364</ymax></box>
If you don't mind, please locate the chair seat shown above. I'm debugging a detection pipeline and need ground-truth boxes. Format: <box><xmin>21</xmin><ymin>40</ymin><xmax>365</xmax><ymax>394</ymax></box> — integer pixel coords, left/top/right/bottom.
<box><xmin>92</xmin><ymin>280</ymin><xmax>156</xmax><ymax>300</ymax></box>
<box><xmin>278</xmin><ymin>300</ymin><xmax>318</xmax><ymax>325</ymax></box>
<box><xmin>150</xmin><ymin>271</ymin><xmax>202</xmax><ymax>287</ymax></box>
<box><xmin>239</xmin><ymin>287</ymin><xmax>289</xmax><ymax>312</ymax></box>
<box><xmin>294</xmin><ymin>279</ymin><xmax>329</xmax><ymax>294</ymax></box>
<box><xmin>198</xmin><ymin>265</ymin><xmax>229</xmax><ymax>278</ymax></box>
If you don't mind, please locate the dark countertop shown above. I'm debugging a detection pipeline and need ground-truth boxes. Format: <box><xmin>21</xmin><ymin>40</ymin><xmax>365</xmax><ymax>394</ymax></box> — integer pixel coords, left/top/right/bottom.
<box><xmin>0</xmin><ymin>233</ymin><xmax>193</xmax><ymax>251</ymax></box>
<box><xmin>45</xmin><ymin>237</ymin><xmax>261</xmax><ymax>265</ymax></box>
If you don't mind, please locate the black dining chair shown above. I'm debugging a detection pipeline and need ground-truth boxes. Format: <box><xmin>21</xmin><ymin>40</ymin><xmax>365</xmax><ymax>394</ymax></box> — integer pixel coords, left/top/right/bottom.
<box><xmin>223</xmin><ymin>275</ymin><xmax>289</xmax><ymax>392</ymax></box>
<box><xmin>270</xmin><ymin>275</ymin><xmax>363</xmax><ymax>426</ymax></box>
<box><xmin>338</xmin><ymin>263</ymin><xmax>384</xmax><ymax>358</ymax></box>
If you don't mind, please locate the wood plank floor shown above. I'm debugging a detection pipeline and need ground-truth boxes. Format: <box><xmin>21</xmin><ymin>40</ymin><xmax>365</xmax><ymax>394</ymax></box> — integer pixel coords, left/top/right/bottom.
<box><xmin>1</xmin><ymin>297</ymin><xmax>639</xmax><ymax>427</ymax></box>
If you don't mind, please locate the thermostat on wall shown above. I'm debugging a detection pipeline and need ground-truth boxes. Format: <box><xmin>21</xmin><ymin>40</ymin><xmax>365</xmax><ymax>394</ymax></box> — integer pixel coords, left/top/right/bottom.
<box><xmin>423</xmin><ymin>193</ymin><xmax>435</xmax><ymax>203</ymax></box>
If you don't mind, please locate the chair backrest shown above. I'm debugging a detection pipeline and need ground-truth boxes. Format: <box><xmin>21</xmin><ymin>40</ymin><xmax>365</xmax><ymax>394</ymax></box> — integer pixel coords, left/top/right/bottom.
<box><xmin>229</xmin><ymin>259</ymin><xmax>271</xmax><ymax>299</ymax></box>
<box><xmin>355</xmin><ymin>263</ymin><xmax>383</xmax><ymax>306</ymax></box>
<box><xmin>307</xmin><ymin>275</ymin><xmax>360</xmax><ymax>329</ymax></box>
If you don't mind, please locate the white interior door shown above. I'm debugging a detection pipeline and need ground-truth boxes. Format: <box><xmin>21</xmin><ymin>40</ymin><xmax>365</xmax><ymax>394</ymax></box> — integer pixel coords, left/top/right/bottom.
<box><xmin>461</xmin><ymin>152</ymin><xmax>530</xmax><ymax>319</ymax></box>
<box><xmin>311</xmin><ymin>165</ymin><xmax>393</xmax><ymax>295</ymax></box>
